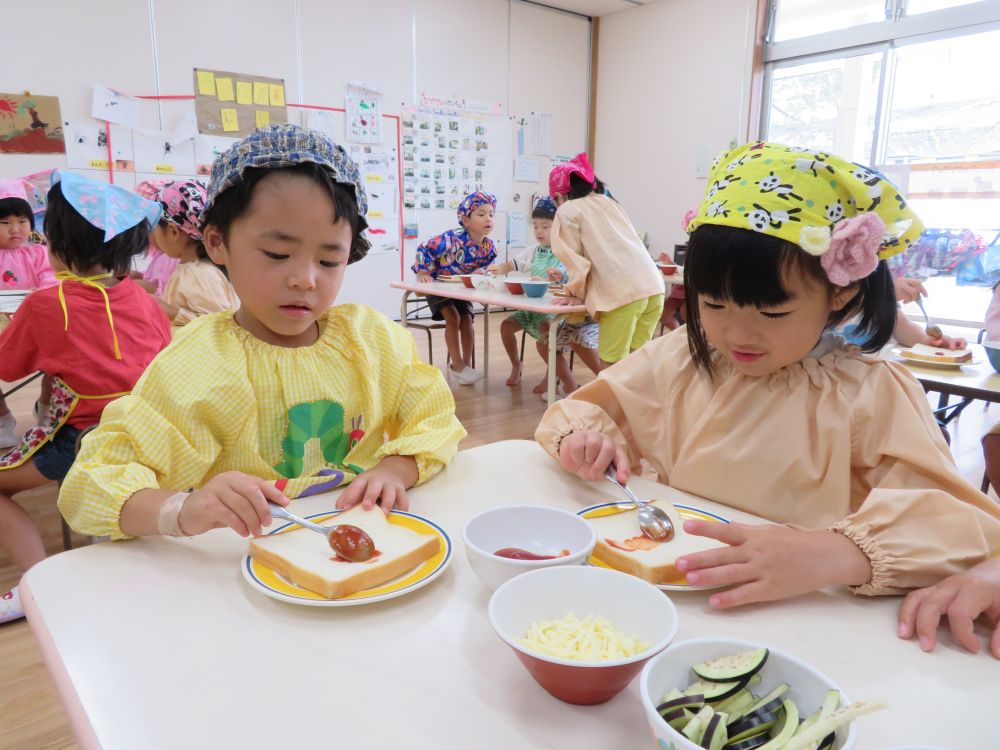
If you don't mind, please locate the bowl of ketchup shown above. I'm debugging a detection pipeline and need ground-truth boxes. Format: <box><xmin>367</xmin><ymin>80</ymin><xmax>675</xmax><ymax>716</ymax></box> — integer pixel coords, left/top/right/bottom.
<box><xmin>462</xmin><ymin>506</ymin><xmax>596</xmax><ymax>591</ymax></box>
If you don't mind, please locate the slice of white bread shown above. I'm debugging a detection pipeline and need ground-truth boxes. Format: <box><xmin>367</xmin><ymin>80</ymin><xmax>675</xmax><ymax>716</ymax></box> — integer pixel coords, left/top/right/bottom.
<box><xmin>900</xmin><ymin>343</ymin><xmax>972</xmax><ymax>364</ymax></box>
<box><xmin>249</xmin><ymin>506</ymin><xmax>440</xmax><ymax>599</ymax></box>
<box><xmin>586</xmin><ymin>501</ymin><xmax>725</xmax><ymax>584</ymax></box>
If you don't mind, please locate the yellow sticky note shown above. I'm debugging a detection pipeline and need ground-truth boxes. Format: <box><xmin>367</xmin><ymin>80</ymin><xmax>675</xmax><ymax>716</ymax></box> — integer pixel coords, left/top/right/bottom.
<box><xmin>216</xmin><ymin>77</ymin><xmax>234</xmax><ymax>102</ymax></box>
<box><xmin>368</xmin><ymin>210</ymin><xmax>384</xmax><ymax>219</ymax></box>
<box><xmin>268</xmin><ymin>83</ymin><xmax>285</xmax><ymax>107</ymax></box>
<box><xmin>196</xmin><ymin>70</ymin><xmax>216</xmax><ymax>96</ymax></box>
<box><xmin>255</xmin><ymin>110</ymin><xmax>270</xmax><ymax>128</ymax></box>
<box><xmin>220</xmin><ymin>108</ymin><xmax>240</xmax><ymax>132</ymax></box>
<box><xmin>154</xmin><ymin>164</ymin><xmax>175</xmax><ymax>174</ymax></box>
<box><xmin>89</xmin><ymin>159</ymin><xmax>108</xmax><ymax>168</ymax></box>
<box><xmin>253</xmin><ymin>81</ymin><xmax>269</xmax><ymax>106</ymax></box>
<box><xmin>365</xmin><ymin>174</ymin><xmax>383</xmax><ymax>183</ymax></box>
<box><xmin>236</xmin><ymin>81</ymin><xmax>253</xmax><ymax>105</ymax></box>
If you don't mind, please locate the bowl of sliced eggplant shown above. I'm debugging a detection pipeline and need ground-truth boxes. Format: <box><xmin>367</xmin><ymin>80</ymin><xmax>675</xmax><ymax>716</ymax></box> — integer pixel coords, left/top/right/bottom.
<box><xmin>639</xmin><ymin>638</ymin><xmax>887</xmax><ymax>750</ymax></box>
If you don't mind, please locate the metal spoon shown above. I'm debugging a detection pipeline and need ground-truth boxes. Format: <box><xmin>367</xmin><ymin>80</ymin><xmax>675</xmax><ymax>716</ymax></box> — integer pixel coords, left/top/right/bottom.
<box><xmin>268</xmin><ymin>503</ymin><xmax>337</xmax><ymax>550</ymax></box>
<box><xmin>913</xmin><ymin>296</ymin><xmax>944</xmax><ymax>340</ymax></box>
<box><xmin>604</xmin><ymin>467</ymin><xmax>674</xmax><ymax>542</ymax></box>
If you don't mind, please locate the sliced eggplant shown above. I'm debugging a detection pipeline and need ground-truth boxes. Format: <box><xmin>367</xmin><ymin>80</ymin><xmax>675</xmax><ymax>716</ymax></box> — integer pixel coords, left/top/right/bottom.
<box><xmin>701</xmin><ymin>712</ymin><xmax>729</xmax><ymax>750</ymax></box>
<box><xmin>783</xmin><ymin>700</ymin><xmax>888</xmax><ymax>750</ymax></box>
<box><xmin>731</xmin><ymin>683</ymin><xmax>789</xmax><ymax>724</ymax></box>
<box><xmin>658</xmin><ymin>692</ymin><xmax>705</xmax><ymax>715</ymax></box>
<box><xmin>756</xmin><ymin>699</ymin><xmax>799</xmax><ymax>749</ymax></box>
<box><xmin>659</xmin><ymin>706</ymin><xmax>695</xmax><ymax>731</ymax></box>
<box><xmin>683</xmin><ymin>706</ymin><xmax>715</xmax><ymax>745</ymax></box>
<box><xmin>817</xmin><ymin>732</ymin><xmax>836</xmax><ymax>750</ymax></box>
<box><xmin>723</xmin><ymin>735</ymin><xmax>772</xmax><ymax>750</ymax></box>
<box><xmin>726</xmin><ymin>711</ymin><xmax>778</xmax><ymax>744</ymax></box>
<box><xmin>693</xmin><ymin>648</ymin><xmax>769</xmax><ymax>683</ymax></box>
<box><xmin>685</xmin><ymin>678</ymin><xmax>746</xmax><ymax>703</ymax></box>
<box><xmin>714</xmin><ymin>688</ymin><xmax>755</xmax><ymax>717</ymax></box>
<box><xmin>820</xmin><ymin>689</ymin><xmax>840</xmax><ymax>718</ymax></box>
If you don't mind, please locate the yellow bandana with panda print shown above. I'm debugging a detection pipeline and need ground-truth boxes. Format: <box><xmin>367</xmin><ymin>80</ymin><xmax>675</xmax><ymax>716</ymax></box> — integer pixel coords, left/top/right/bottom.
<box><xmin>686</xmin><ymin>141</ymin><xmax>924</xmax><ymax>260</ymax></box>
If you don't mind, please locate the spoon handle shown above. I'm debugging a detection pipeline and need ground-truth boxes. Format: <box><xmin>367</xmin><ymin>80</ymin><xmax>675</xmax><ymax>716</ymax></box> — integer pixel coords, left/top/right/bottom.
<box><xmin>604</xmin><ymin>466</ymin><xmax>644</xmax><ymax>509</ymax></box>
<box><xmin>268</xmin><ymin>503</ymin><xmax>328</xmax><ymax>534</ymax></box>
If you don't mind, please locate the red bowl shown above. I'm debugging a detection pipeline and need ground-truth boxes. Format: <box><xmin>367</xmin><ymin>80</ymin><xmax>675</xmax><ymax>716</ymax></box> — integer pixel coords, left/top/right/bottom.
<box><xmin>657</xmin><ymin>263</ymin><xmax>677</xmax><ymax>276</ymax></box>
<box><xmin>504</xmin><ymin>280</ymin><xmax>525</xmax><ymax>295</ymax></box>
<box><xmin>510</xmin><ymin>648</ymin><xmax>650</xmax><ymax>705</ymax></box>
<box><xmin>460</xmin><ymin>275</ymin><xmax>476</xmax><ymax>288</ymax></box>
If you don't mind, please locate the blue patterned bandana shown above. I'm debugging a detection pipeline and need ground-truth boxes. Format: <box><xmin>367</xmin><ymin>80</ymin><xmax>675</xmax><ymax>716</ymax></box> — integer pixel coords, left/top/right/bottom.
<box><xmin>205</xmin><ymin>123</ymin><xmax>367</xmax><ymax>216</ymax></box>
<box><xmin>533</xmin><ymin>196</ymin><xmax>557</xmax><ymax>218</ymax></box>
<box><xmin>457</xmin><ymin>191</ymin><xmax>496</xmax><ymax>220</ymax></box>
<box><xmin>51</xmin><ymin>171</ymin><xmax>161</xmax><ymax>241</ymax></box>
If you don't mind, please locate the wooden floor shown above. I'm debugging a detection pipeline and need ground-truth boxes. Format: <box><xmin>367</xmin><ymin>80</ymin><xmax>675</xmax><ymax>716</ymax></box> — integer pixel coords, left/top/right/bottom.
<box><xmin>0</xmin><ymin>314</ymin><xmax>994</xmax><ymax>750</ymax></box>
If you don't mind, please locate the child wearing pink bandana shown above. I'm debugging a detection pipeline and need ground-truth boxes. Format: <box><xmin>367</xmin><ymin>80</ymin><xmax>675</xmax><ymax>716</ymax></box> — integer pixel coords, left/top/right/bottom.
<box><xmin>0</xmin><ymin>178</ymin><xmax>54</xmax><ymax>291</ymax></box>
<box><xmin>537</xmin><ymin>142</ymin><xmax>1000</xmax><ymax>624</ymax></box>
<box><xmin>131</xmin><ymin>179</ymin><xmax>179</xmax><ymax>296</ymax></box>
<box><xmin>147</xmin><ymin>179</ymin><xmax>239</xmax><ymax>328</ymax></box>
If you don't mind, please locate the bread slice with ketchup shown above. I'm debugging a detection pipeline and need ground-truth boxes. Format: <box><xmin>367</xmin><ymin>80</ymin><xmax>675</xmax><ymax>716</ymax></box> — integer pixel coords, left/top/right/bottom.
<box><xmin>249</xmin><ymin>505</ymin><xmax>440</xmax><ymax>599</ymax></box>
<box><xmin>899</xmin><ymin>343</ymin><xmax>972</xmax><ymax>364</ymax></box>
<box><xmin>586</xmin><ymin>501</ymin><xmax>725</xmax><ymax>585</ymax></box>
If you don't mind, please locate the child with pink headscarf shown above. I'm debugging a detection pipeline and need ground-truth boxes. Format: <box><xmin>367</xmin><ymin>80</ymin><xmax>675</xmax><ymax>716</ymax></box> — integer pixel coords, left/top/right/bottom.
<box><xmin>131</xmin><ymin>179</ymin><xmax>180</xmax><ymax>296</ymax></box>
<box><xmin>548</xmin><ymin>153</ymin><xmax>664</xmax><ymax>366</ymax></box>
<box><xmin>146</xmin><ymin>179</ymin><xmax>239</xmax><ymax>328</ymax></box>
<box><xmin>0</xmin><ymin>177</ymin><xmax>54</xmax><ymax>291</ymax></box>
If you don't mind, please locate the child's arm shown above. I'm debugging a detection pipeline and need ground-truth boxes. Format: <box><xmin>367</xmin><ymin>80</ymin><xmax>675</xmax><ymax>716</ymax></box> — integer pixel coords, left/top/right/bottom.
<box><xmin>550</xmin><ymin>209</ymin><xmax>591</xmax><ymax>301</ymax></box>
<box><xmin>336</xmin><ymin>320</ymin><xmax>466</xmax><ymax>512</ymax></box>
<box><xmin>897</xmin><ymin>556</ymin><xmax>1000</xmax><ymax>658</ymax></box>
<box><xmin>892</xmin><ymin>308</ymin><xmax>966</xmax><ymax>349</ymax></box>
<box><xmin>411</xmin><ymin>238</ymin><xmax>440</xmax><ymax>281</ymax></box>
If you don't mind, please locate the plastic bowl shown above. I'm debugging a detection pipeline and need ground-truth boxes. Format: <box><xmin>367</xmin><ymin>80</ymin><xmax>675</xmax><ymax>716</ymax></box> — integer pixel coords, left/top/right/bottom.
<box><xmin>463</xmin><ymin>506</ymin><xmax>596</xmax><ymax>591</ymax></box>
<box><xmin>640</xmin><ymin>637</ymin><xmax>857</xmax><ymax>750</ymax></box>
<box><xmin>521</xmin><ymin>281</ymin><xmax>549</xmax><ymax>298</ymax></box>
<box><xmin>504</xmin><ymin>279</ymin><xmax>525</xmax><ymax>295</ymax></box>
<box><xmin>459</xmin><ymin>274</ymin><xmax>476</xmax><ymax>288</ymax></box>
<box><xmin>489</xmin><ymin>566</ymin><xmax>679</xmax><ymax>705</ymax></box>
<box><xmin>984</xmin><ymin>341</ymin><xmax>1000</xmax><ymax>373</ymax></box>
<box><xmin>657</xmin><ymin>262</ymin><xmax>678</xmax><ymax>276</ymax></box>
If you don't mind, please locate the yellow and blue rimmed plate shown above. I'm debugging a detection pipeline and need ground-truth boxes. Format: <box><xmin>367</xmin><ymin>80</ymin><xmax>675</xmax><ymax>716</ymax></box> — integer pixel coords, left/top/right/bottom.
<box><xmin>576</xmin><ymin>502</ymin><xmax>730</xmax><ymax>591</ymax></box>
<box><xmin>242</xmin><ymin>509</ymin><xmax>452</xmax><ymax>607</ymax></box>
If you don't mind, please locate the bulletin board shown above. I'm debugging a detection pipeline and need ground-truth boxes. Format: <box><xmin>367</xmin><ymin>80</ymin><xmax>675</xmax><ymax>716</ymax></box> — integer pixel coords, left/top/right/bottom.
<box><xmin>193</xmin><ymin>68</ymin><xmax>287</xmax><ymax>138</ymax></box>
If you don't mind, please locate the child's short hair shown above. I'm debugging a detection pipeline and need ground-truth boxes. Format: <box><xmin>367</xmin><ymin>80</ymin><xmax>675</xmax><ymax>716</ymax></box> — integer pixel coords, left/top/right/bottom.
<box><xmin>0</xmin><ymin>197</ymin><xmax>35</xmax><ymax>231</ymax></box>
<box><xmin>44</xmin><ymin>183</ymin><xmax>150</xmax><ymax>276</ymax></box>
<box><xmin>203</xmin><ymin>163</ymin><xmax>370</xmax><ymax>263</ymax></box>
<box><xmin>531</xmin><ymin>198</ymin><xmax>556</xmax><ymax>221</ymax></box>
<box><xmin>684</xmin><ymin>224</ymin><xmax>897</xmax><ymax>375</ymax></box>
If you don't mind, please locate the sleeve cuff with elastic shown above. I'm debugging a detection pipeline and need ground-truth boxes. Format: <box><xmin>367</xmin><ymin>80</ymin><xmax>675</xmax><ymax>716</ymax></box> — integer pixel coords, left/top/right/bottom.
<box><xmin>829</xmin><ymin>520</ymin><xmax>897</xmax><ymax>596</ymax></box>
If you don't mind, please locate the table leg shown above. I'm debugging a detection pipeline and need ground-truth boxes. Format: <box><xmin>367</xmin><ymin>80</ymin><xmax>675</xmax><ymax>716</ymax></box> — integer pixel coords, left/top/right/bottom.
<box><xmin>547</xmin><ymin>316</ymin><xmax>559</xmax><ymax>404</ymax></box>
<box><xmin>483</xmin><ymin>304</ymin><xmax>490</xmax><ymax>384</ymax></box>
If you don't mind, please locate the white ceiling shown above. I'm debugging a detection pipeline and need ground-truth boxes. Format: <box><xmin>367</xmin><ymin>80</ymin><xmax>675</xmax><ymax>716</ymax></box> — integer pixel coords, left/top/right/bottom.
<box><xmin>530</xmin><ymin>0</ymin><xmax>650</xmax><ymax>19</ymax></box>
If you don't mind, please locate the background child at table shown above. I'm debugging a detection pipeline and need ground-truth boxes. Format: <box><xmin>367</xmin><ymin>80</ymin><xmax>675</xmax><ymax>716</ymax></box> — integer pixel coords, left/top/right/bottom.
<box><xmin>978</xmin><ymin>283</ymin><xmax>1000</xmax><ymax>493</ymax></box>
<box><xmin>897</xmin><ymin>555</ymin><xmax>1000</xmax><ymax>659</ymax></box>
<box><xmin>658</xmin><ymin>209</ymin><xmax>696</xmax><ymax>332</ymax></box>
<box><xmin>146</xmin><ymin>178</ymin><xmax>239</xmax><ymax>328</ymax></box>
<box><xmin>0</xmin><ymin>178</ymin><xmax>58</xmax><ymax>446</ymax></box>
<box><xmin>488</xmin><ymin>197</ymin><xmax>599</xmax><ymax>392</ymax></box>
<box><xmin>0</xmin><ymin>171</ymin><xmax>170</xmax><ymax>624</ymax></box>
<box><xmin>412</xmin><ymin>191</ymin><xmax>497</xmax><ymax>385</ymax></box>
<box><xmin>61</xmin><ymin>124</ymin><xmax>465</xmax><ymax>545</ymax></box>
<box><xmin>536</xmin><ymin>141</ymin><xmax>1000</xmax><ymax>612</ymax></box>
<box><xmin>129</xmin><ymin>179</ymin><xmax>179</xmax><ymax>296</ymax></box>
<box><xmin>548</xmin><ymin>153</ymin><xmax>664</xmax><ymax>367</ymax></box>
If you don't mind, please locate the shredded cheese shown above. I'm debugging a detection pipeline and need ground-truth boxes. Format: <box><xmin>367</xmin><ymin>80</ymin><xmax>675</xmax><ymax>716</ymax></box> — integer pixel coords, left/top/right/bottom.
<box><xmin>518</xmin><ymin>612</ymin><xmax>649</xmax><ymax>661</ymax></box>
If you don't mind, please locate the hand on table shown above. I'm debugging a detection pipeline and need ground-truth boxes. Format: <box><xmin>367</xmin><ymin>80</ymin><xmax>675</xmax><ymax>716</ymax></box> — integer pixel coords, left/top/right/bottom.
<box><xmin>178</xmin><ymin>471</ymin><xmax>289</xmax><ymax>537</ymax></box>
<box><xmin>553</xmin><ymin>296</ymin><xmax>583</xmax><ymax>306</ymax></box>
<box><xmin>895</xmin><ymin>277</ymin><xmax>928</xmax><ymax>304</ymax></box>
<box><xmin>925</xmin><ymin>334</ymin><xmax>968</xmax><ymax>351</ymax></box>
<box><xmin>897</xmin><ymin>558</ymin><xmax>1000</xmax><ymax>658</ymax></box>
<box><xmin>335</xmin><ymin>456</ymin><xmax>417</xmax><ymax>514</ymax></box>
<box><xmin>676</xmin><ymin>523</ymin><xmax>872</xmax><ymax>609</ymax></box>
<box><xmin>546</xmin><ymin>267</ymin><xmax>565</xmax><ymax>282</ymax></box>
<box><xmin>558</xmin><ymin>430</ymin><xmax>630</xmax><ymax>483</ymax></box>
<box><xmin>416</xmin><ymin>273</ymin><xmax>433</xmax><ymax>283</ymax></box>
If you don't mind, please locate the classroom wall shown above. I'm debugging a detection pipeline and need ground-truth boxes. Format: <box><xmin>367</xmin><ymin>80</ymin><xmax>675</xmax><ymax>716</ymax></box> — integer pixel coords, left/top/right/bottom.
<box><xmin>594</xmin><ymin>0</ymin><xmax>758</xmax><ymax>256</ymax></box>
<box><xmin>1</xmin><ymin>0</ymin><xmax>590</xmax><ymax>315</ymax></box>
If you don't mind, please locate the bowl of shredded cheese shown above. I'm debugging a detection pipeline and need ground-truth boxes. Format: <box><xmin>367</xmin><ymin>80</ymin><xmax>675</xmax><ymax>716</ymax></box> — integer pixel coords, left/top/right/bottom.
<box><xmin>487</xmin><ymin>565</ymin><xmax>679</xmax><ymax>704</ymax></box>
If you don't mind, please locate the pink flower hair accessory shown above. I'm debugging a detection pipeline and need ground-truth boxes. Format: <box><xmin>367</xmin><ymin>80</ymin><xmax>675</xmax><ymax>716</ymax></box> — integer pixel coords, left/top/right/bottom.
<box><xmin>681</xmin><ymin>208</ymin><xmax>697</xmax><ymax>232</ymax></box>
<box><xmin>819</xmin><ymin>212</ymin><xmax>885</xmax><ymax>287</ymax></box>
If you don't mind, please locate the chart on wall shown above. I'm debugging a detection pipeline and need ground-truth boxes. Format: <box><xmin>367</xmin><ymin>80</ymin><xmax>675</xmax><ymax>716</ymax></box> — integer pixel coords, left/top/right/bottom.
<box><xmin>400</xmin><ymin>105</ymin><xmax>513</xmax><ymax>214</ymax></box>
<box><xmin>346</xmin><ymin>84</ymin><xmax>382</xmax><ymax>144</ymax></box>
<box><xmin>193</xmin><ymin>68</ymin><xmax>287</xmax><ymax>138</ymax></box>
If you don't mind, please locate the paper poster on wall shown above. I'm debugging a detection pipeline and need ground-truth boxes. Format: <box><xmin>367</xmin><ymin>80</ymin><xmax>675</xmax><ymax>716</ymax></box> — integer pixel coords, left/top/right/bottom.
<box><xmin>346</xmin><ymin>84</ymin><xmax>382</xmax><ymax>144</ymax></box>
<box><xmin>193</xmin><ymin>68</ymin><xmax>287</xmax><ymax>138</ymax></box>
<box><xmin>0</xmin><ymin>93</ymin><xmax>64</xmax><ymax>154</ymax></box>
<box><xmin>133</xmin><ymin>128</ymin><xmax>196</xmax><ymax>176</ymax></box>
<box><xmin>531</xmin><ymin>113</ymin><xmax>552</xmax><ymax>157</ymax></box>
<box><xmin>513</xmin><ymin>157</ymin><xmax>539</xmax><ymax>183</ymax></box>
<box><xmin>91</xmin><ymin>85</ymin><xmax>140</xmax><ymax>129</ymax></box>
<box><xmin>305</xmin><ymin>109</ymin><xmax>340</xmax><ymax>141</ymax></box>
<box><xmin>347</xmin><ymin>142</ymin><xmax>399</xmax><ymax>255</ymax></box>
<box><xmin>195</xmin><ymin>134</ymin><xmax>237</xmax><ymax>175</ymax></box>
<box><xmin>507</xmin><ymin>211</ymin><xmax>527</xmax><ymax>248</ymax></box>
<box><xmin>63</xmin><ymin>120</ymin><xmax>133</xmax><ymax>170</ymax></box>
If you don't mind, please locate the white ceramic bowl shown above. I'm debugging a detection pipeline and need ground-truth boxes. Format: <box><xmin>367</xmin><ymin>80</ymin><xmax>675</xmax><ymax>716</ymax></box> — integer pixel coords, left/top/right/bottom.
<box><xmin>489</xmin><ymin>566</ymin><xmax>679</xmax><ymax>704</ymax></box>
<box><xmin>640</xmin><ymin>637</ymin><xmax>858</xmax><ymax>750</ymax></box>
<box><xmin>462</xmin><ymin>505</ymin><xmax>595</xmax><ymax>591</ymax></box>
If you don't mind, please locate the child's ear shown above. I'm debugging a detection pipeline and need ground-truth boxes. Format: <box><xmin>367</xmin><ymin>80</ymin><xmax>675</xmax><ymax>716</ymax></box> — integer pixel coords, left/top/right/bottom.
<box><xmin>830</xmin><ymin>283</ymin><xmax>858</xmax><ymax>312</ymax></box>
<box><xmin>203</xmin><ymin>225</ymin><xmax>228</xmax><ymax>266</ymax></box>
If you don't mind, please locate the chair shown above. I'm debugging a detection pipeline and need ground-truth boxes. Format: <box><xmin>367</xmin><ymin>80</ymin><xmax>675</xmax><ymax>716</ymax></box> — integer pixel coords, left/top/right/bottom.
<box><xmin>59</xmin><ymin>424</ymin><xmax>97</xmax><ymax>551</ymax></box>
<box><xmin>400</xmin><ymin>290</ymin><xmax>473</xmax><ymax>368</ymax></box>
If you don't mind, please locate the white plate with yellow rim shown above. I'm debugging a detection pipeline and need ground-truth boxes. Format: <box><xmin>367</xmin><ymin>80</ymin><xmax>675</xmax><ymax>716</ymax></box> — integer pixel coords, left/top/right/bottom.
<box><xmin>892</xmin><ymin>347</ymin><xmax>982</xmax><ymax>369</ymax></box>
<box><xmin>576</xmin><ymin>502</ymin><xmax>730</xmax><ymax>591</ymax></box>
<box><xmin>242</xmin><ymin>509</ymin><xmax>452</xmax><ymax>606</ymax></box>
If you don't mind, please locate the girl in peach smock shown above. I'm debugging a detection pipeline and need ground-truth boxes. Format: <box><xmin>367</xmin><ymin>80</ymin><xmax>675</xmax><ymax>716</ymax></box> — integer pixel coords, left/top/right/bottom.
<box><xmin>536</xmin><ymin>141</ymin><xmax>1000</xmax><ymax>616</ymax></box>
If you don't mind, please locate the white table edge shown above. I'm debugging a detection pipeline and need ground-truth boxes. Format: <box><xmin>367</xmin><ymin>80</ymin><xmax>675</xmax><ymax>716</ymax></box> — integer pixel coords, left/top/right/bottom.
<box><xmin>22</xmin><ymin>577</ymin><xmax>102</xmax><ymax>750</ymax></box>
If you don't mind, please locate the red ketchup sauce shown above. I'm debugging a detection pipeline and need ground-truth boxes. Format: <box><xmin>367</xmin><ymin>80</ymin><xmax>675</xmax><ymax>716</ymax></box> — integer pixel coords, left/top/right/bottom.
<box><xmin>494</xmin><ymin>547</ymin><xmax>570</xmax><ymax>560</ymax></box>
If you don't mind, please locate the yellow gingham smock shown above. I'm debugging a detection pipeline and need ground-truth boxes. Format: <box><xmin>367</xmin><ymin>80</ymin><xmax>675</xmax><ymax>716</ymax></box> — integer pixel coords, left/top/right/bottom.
<box><xmin>59</xmin><ymin>304</ymin><xmax>466</xmax><ymax>539</ymax></box>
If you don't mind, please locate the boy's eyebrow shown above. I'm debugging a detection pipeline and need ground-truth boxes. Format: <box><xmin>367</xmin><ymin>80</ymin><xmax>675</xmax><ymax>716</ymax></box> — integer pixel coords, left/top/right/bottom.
<box><xmin>259</xmin><ymin>229</ymin><xmax>299</xmax><ymax>242</ymax></box>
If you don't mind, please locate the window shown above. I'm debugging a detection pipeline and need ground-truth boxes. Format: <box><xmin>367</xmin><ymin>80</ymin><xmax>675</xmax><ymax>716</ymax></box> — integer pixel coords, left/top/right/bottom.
<box><xmin>762</xmin><ymin>0</ymin><xmax>1000</xmax><ymax>323</ymax></box>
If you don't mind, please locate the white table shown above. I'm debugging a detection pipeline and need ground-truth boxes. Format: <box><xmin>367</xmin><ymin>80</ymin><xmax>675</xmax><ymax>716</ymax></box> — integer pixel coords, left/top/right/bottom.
<box><xmin>392</xmin><ymin>280</ymin><xmax>587</xmax><ymax>402</ymax></box>
<box><xmin>23</xmin><ymin>440</ymin><xmax>999</xmax><ymax>749</ymax></box>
